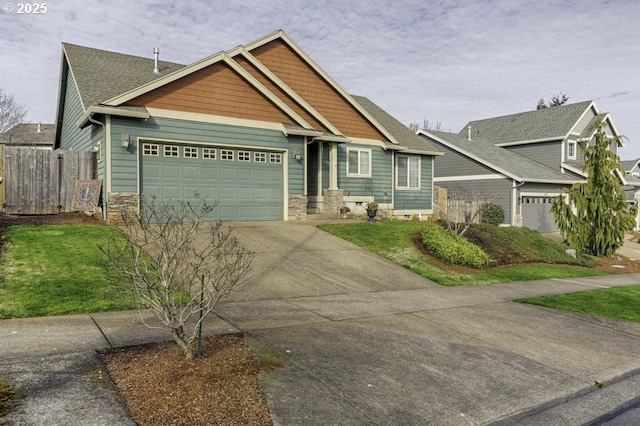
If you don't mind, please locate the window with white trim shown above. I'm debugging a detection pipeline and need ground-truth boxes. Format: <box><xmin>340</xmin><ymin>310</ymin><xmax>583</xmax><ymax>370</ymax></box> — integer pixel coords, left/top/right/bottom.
<box><xmin>164</xmin><ymin>145</ymin><xmax>179</xmax><ymax>157</ymax></box>
<box><xmin>270</xmin><ymin>153</ymin><xmax>282</xmax><ymax>163</ymax></box>
<box><xmin>238</xmin><ymin>151</ymin><xmax>251</xmax><ymax>162</ymax></box>
<box><xmin>254</xmin><ymin>152</ymin><xmax>266</xmax><ymax>163</ymax></box>
<box><xmin>567</xmin><ymin>140</ymin><xmax>577</xmax><ymax>160</ymax></box>
<box><xmin>142</xmin><ymin>143</ymin><xmax>159</xmax><ymax>156</ymax></box>
<box><xmin>184</xmin><ymin>146</ymin><xmax>198</xmax><ymax>158</ymax></box>
<box><xmin>221</xmin><ymin>149</ymin><xmax>234</xmax><ymax>161</ymax></box>
<box><xmin>203</xmin><ymin>148</ymin><xmax>216</xmax><ymax>159</ymax></box>
<box><xmin>347</xmin><ymin>148</ymin><xmax>371</xmax><ymax>177</ymax></box>
<box><xmin>396</xmin><ymin>155</ymin><xmax>420</xmax><ymax>189</ymax></box>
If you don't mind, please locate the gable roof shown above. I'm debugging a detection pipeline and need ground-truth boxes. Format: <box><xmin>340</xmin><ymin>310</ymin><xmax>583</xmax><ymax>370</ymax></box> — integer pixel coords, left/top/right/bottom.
<box><xmin>59</xmin><ymin>30</ymin><xmax>412</xmax><ymax>148</ymax></box>
<box><xmin>352</xmin><ymin>96</ymin><xmax>442</xmax><ymax>155</ymax></box>
<box><xmin>61</xmin><ymin>43</ymin><xmax>185</xmax><ymax>110</ymax></box>
<box><xmin>621</xmin><ymin>158</ymin><xmax>640</xmax><ymax>172</ymax></box>
<box><xmin>460</xmin><ymin>101</ymin><xmax>594</xmax><ymax>144</ymax></box>
<box><xmin>2</xmin><ymin>123</ymin><xmax>55</xmax><ymax>146</ymax></box>
<box><xmin>420</xmin><ymin>130</ymin><xmax>577</xmax><ymax>184</ymax></box>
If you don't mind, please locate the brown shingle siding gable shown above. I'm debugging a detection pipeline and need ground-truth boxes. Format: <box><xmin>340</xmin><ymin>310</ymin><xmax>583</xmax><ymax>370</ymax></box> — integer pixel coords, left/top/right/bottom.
<box><xmin>125</xmin><ymin>61</ymin><xmax>292</xmax><ymax>123</ymax></box>
<box><xmin>250</xmin><ymin>39</ymin><xmax>386</xmax><ymax>140</ymax></box>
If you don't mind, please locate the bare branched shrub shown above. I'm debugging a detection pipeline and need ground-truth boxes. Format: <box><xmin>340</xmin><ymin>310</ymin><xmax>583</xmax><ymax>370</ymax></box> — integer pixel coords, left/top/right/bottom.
<box><xmin>100</xmin><ymin>196</ymin><xmax>254</xmax><ymax>360</ymax></box>
<box><xmin>439</xmin><ymin>186</ymin><xmax>500</xmax><ymax>236</ymax></box>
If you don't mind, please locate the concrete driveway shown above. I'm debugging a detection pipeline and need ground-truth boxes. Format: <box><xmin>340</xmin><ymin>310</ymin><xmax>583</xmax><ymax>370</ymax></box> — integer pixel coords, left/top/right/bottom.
<box><xmin>214</xmin><ymin>222</ymin><xmax>640</xmax><ymax>425</ymax></box>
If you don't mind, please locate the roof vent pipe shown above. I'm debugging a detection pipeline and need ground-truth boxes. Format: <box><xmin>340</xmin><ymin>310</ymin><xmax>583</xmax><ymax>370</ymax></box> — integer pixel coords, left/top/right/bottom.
<box><xmin>37</xmin><ymin>122</ymin><xmax>42</xmax><ymax>133</ymax></box>
<box><xmin>467</xmin><ymin>125</ymin><xmax>471</xmax><ymax>141</ymax></box>
<box><xmin>153</xmin><ymin>47</ymin><xmax>160</xmax><ymax>74</ymax></box>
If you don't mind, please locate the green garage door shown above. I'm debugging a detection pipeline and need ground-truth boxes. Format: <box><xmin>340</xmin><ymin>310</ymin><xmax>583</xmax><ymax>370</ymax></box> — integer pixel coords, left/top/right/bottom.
<box><xmin>140</xmin><ymin>142</ymin><xmax>284</xmax><ymax>221</ymax></box>
<box><xmin>521</xmin><ymin>196</ymin><xmax>557</xmax><ymax>232</ymax></box>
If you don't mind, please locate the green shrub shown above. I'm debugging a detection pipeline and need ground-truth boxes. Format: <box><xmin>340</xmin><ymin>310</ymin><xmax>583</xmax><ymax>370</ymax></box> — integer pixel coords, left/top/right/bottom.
<box><xmin>420</xmin><ymin>222</ymin><xmax>495</xmax><ymax>268</ymax></box>
<box><xmin>480</xmin><ymin>203</ymin><xmax>505</xmax><ymax>226</ymax></box>
<box><xmin>464</xmin><ymin>224</ymin><xmax>593</xmax><ymax>267</ymax></box>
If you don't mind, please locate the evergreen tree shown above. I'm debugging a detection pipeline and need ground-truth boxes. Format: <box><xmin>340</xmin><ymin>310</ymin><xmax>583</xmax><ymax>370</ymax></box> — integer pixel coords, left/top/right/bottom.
<box><xmin>551</xmin><ymin>122</ymin><xmax>637</xmax><ymax>256</ymax></box>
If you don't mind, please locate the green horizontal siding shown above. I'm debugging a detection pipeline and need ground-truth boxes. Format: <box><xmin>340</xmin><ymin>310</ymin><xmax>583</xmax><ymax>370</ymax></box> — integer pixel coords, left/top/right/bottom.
<box><xmin>337</xmin><ymin>145</ymin><xmax>392</xmax><ymax>202</ymax></box>
<box><xmin>394</xmin><ymin>156</ymin><xmax>433</xmax><ymax>210</ymax></box>
<box><xmin>109</xmin><ymin>116</ymin><xmax>293</xmax><ymax>193</ymax></box>
<box><xmin>59</xmin><ymin>76</ymin><xmax>92</xmax><ymax>150</ymax></box>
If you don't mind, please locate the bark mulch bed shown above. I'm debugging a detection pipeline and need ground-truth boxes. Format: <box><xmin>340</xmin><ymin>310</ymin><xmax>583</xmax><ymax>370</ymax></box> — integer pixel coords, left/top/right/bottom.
<box><xmin>100</xmin><ymin>335</ymin><xmax>273</xmax><ymax>426</ymax></box>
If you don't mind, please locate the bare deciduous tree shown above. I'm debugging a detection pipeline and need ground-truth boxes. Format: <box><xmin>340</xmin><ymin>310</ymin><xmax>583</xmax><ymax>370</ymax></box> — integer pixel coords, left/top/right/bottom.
<box><xmin>100</xmin><ymin>196</ymin><xmax>254</xmax><ymax>360</ymax></box>
<box><xmin>0</xmin><ymin>89</ymin><xmax>28</xmax><ymax>141</ymax></box>
<box><xmin>438</xmin><ymin>186</ymin><xmax>500</xmax><ymax>236</ymax></box>
<box><xmin>408</xmin><ymin>119</ymin><xmax>443</xmax><ymax>133</ymax></box>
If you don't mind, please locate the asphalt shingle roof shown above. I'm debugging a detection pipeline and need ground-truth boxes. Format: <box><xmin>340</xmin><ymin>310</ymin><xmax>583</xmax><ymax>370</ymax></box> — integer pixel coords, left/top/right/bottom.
<box><xmin>425</xmin><ymin>130</ymin><xmax>577</xmax><ymax>183</ymax></box>
<box><xmin>459</xmin><ymin>101</ymin><xmax>594</xmax><ymax>144</ymax></box>
<box><xmin>352</xmin><ymin>95</ymin><xmax>442</xmax><ymax>154</ymax></box>
<box><xmin>62</xmin><ymin>43</ymin><xmax>185</xmax><ymax>109</ymax></box>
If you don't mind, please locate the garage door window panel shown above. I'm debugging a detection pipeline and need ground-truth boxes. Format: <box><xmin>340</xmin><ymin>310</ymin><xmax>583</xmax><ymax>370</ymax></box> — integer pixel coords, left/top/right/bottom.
<box><xmin>143</xmin><ymin>143</ymin><xmax>159</xmax><ymax>156</ymax></box>
<box><xmin>221</xmin><ymin>150</ymin><xmax>234</xmax><ymax>161</ymax></box>
<box><xmin>184</xmin><ymin>147</ymin><xmax>198</xmax><ymax>159</ymax></box>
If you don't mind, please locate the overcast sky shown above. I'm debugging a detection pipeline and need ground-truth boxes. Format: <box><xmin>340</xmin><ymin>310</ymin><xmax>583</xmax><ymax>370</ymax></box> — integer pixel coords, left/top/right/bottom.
<box><xmin>2</xmin><ymin>0</ymin><xmax>639</xmax><ymax>158</ymax></box>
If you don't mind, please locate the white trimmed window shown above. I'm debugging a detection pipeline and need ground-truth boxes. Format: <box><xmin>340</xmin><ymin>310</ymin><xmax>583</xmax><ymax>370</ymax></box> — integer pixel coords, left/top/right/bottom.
<box><xmin>164</xmin><ymin>145</ymin><xmax>179</xmax><ymax>157</ymax></box>
<box><xmin>567</xmin><ymin>140</ymin><xmax>577</xmax><ymax>160</ymax></box>
<box><xmin>238</xmin><ymin>151</ymin><xmax>251</xmax><ymax>162</ymax></box>
<box><xmin>347</xmin><ymin>148</ymin><xmax>371</xmax><ymax>177</ymax></box>
<box><xmin>142</xmin><ymin>143</ymin><xmax>159</xmax><ymax>156</ymax></box>
<box><xmin>221</xmin><ymin>149</ymin><xmax>234</xmax><ymax>161</ymax></box>
<box><xmin>184</xmin><ymin>146</ymin><xmax>198</xmax><ymax>158</ymax></box>
<box><xmin>203</xmin><ymin>148</ymin><xmax>216</xmax><ymax>159</ymax></box>
<box><xmin>254</xmin><ymin>152</ymin><xmax>267</xmax><ymax>163</ymax></box>
<box><xmin>270</xmin><ymin>153</ymin><xmax>282</xmax><ymax>163</ymax></box>
<box><xmin>396</xmin><ymin>155</ymin><xmax>420</xmax><ymax>189</ymax></box>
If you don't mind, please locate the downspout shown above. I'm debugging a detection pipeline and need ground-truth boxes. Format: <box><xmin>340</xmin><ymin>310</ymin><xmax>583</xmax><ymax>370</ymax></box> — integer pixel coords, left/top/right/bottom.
<box><xmin>87</xmin><ymin>115</ymin><xmax>106</xmax><ymax>220</ymax></box>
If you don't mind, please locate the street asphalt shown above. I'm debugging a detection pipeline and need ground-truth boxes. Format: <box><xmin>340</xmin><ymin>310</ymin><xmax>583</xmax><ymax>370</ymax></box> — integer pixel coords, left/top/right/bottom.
<box><xmin>1</xmin><ymin>222</ymin><xmax>640</xmax><ymax>425</ymax></box>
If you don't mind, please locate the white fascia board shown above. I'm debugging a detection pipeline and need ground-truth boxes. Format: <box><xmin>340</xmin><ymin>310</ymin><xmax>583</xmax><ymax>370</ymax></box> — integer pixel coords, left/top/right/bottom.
<box><xmin>221</xmin><ymin>56</ymin><xmax>311</xmax><ymax>129</ymax></box>
<box><xmin>562</xmin><ymin>162</ymin><xmax>587</xmax><ymax>177</ymax></box>
<box><xmin>237</xmin><ymin>48</ymin><xmax>343</xmax><ymax>135</ymax></box>
<box><xmin>312</xmin><ymin>135</ymin><xmax>352</xmax><ymax>143</ymax></box>
<box><xmin>565</xmin><ymin>101</ymin><xmax>596</xmax><ymax>140</ymax></box>
<box><xmin>434</xmin><ymin>174</ymin><xmax>507</xmax><ymax>182</ymax></box>
<box><xmin>282</xmin><ymin>126</ymin><xmax>324</xmax><ymax>137</ymax></box>
<box><xmin>147</xmin><ymin>107</ymin><xmax>285</xmax><ymax>132</ymax></box>
<box><xmin>275</xmin><ymin>32</ymin><xmax>400</xmax><ymax>145</ymax></box>
<box><xmin>75</xmin><ymin>106</ymin><xmax>149</xmax><ymax>128</ymax></box>
<box><xmin>495</xmin><ymin>137</ymin><xmax>564</xmax><ymax>147</ymax></box>
<box><xmin>102</xmin><ymin>52</ymin><xmax>226</xmax><ymax>106</ymax></box>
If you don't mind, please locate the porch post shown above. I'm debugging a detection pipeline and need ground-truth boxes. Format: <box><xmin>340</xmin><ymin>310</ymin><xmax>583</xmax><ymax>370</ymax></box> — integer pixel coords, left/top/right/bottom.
<box><xmin>329</xmin><ymin>143</ymin><xmax>338</xmax><ymax>190</ymax></box>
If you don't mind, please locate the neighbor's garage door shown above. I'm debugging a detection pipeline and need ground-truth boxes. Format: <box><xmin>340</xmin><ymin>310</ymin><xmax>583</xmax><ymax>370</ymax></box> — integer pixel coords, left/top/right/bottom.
<box><xmin>140</xmin><ymin>142</ymin><xmax>284</xmax><ymax>221</ymax></box>
<box><xmin>521</xmin><ymin>196</ymin><xmax>557</xmax><ymax>232</ymax></box>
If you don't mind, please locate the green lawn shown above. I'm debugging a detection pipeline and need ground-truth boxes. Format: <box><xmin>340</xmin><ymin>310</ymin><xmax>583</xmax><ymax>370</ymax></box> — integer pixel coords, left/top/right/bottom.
<box><xmin>0</xmin><ymin>225</ymin><xmax>135</xmax><ymax>318</ymax></box>
<box><xmin>518</xmin><ymin>286</ymin><xmax>640</xmax><ymax>322</ymax></box>
<box><xmin>318</xmin><ymin>221</ymin><xmax>608</xmax><ymax>286</ymax></box>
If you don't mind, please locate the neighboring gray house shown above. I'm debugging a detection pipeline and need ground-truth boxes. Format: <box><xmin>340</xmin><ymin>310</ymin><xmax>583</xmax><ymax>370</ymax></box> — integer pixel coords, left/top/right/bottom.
<box><xmin>419</xmin><ymin>101</ymin><xmax>639</xmax><ymax>232</ymax></box>
<box><xmin>53</xmin><ymin>30</ymin><xmax>442</xmax><ymax>223</ymax></box>
<box><xmin>1</xmin><ymin>123</ymin><xmax>55</xmax><ymax>148</ymax></box>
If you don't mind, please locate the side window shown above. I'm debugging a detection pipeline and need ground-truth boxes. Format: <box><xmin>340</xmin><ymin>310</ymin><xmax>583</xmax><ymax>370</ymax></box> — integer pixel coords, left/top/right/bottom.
<box><xmin>346</xmin><ymin>148</ymin><xmax>371</xmax><ymax>177</ymax></box>
<box><xmin>396</xmin><ymin>155</ymin><xmax>420</xmax><ymax>189</ymax></box>
<box><xmin>567</xmin><ymin>140</ymin><xmax>577</xmax><ymax>160</ymax></box>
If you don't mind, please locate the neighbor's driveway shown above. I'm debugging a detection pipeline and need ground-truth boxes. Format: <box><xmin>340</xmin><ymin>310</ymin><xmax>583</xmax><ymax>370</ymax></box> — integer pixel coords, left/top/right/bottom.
<box><xmin>215</xmin><ymin>221</ymin><xmax>640</xmax><ymax>425</ymax></box>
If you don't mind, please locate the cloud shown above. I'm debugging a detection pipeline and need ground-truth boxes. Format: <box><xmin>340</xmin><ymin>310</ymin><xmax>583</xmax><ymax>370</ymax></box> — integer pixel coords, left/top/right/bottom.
<box><xmin>1</xmin><ymin>0</ymin><xmax>639</xmax><ymax>156</ymax></box>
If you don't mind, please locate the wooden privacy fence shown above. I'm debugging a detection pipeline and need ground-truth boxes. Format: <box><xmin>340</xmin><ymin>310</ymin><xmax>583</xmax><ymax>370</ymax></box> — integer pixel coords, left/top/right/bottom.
<box><xmin>2</xmin><ymin>147</ymin><xmax>97</xmax><ymax>215</ymax></box>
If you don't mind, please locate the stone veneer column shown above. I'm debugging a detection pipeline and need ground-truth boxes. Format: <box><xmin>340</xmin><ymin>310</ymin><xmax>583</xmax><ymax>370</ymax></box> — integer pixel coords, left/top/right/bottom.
<box><xmin>323</xmin><ymin>189</ymin><xmax>344</xmax><ymax>215</ymax></box>
<box><xmin>288</xmin><ymin>194</ymin><xmax>308</xmax><ymax>221</ymax></box>
<box><xmin>106</xmin><ymin>192</ymin><xmax>139</xmax><ymax>225</ymax></box>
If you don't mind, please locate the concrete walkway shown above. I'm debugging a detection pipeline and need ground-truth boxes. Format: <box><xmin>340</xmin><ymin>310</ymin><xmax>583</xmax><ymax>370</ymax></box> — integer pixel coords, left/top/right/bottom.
<box><xmin>2</xmin><ymin>223</ymin><xmax>640</xmax><ymax>425</ymax></box>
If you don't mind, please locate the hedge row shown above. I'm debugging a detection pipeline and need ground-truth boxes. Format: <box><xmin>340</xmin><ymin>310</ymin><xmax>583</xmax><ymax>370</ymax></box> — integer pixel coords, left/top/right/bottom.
<box><xmin>421</xmin><ymin>222</ymin><xmax>495</xmax><ymax>268</ymax></box>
